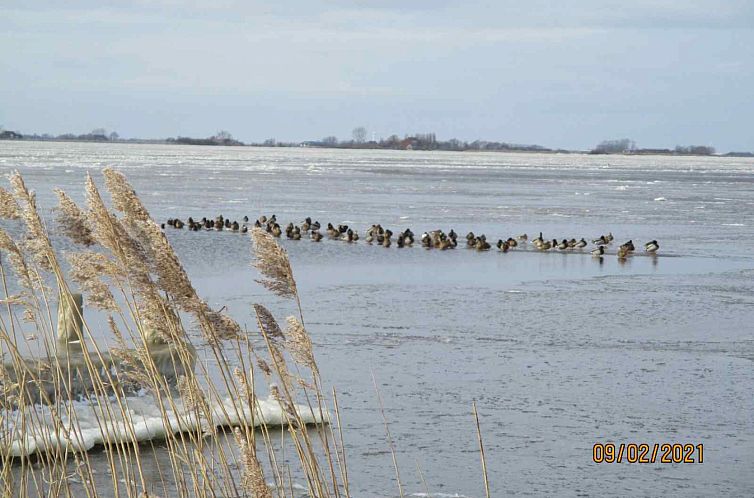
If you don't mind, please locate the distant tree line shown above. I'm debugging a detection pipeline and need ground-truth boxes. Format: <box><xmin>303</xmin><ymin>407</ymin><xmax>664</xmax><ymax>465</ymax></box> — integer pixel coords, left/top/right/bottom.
<box><xmin>0</xmin><ymin>128</ymin><xmax>245</xmax><ymax>146</ymax></box>
<box><xmin>300</xmin><ymin>128</ymin><xmax>553</xmax><ymax>152</ymax></box>
<box><xmin>591</xmin><ymin>138</ymin><xmax>717</xmax><ymax>156</ymax></box>
<box><xmin>167</xmin><ymin>130</ymin><xmax>243</xmax><ymax>146</ymax></box>
<box><xmin>1</xmin><ymin>128</ymin><xmax>121</xmax><ymax>142</ymax></box>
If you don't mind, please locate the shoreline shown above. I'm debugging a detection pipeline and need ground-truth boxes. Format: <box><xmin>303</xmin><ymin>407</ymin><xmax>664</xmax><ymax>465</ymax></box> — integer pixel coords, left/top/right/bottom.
<box><xmin>2</xmin><ymin>137</ymin><xmax>751</xmax><ymax>158</ymax></box>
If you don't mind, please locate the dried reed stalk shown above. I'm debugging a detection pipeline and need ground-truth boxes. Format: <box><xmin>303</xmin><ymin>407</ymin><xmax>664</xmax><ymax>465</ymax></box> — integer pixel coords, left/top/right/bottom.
<box><xmin>372</xmin><ymin>371</ymin><xmax>404</xmax><ymax>498</ymax></box>
<box><xmin>472</xmin><ymin>400</ymin><xmax>491</xmax><ymax>498</ymax></box>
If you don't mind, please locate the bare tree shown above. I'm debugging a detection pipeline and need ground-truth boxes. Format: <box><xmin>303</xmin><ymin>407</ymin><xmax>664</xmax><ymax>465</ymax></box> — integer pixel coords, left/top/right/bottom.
<box><xmin>215</xmin><ymin>130</ymin><xmax>233</xmax><ymax>140</ymax></box>
<box><xmin>352</xmin><ymin>127</ymin><xmax>367</xmax><ymax>143</ymax></box>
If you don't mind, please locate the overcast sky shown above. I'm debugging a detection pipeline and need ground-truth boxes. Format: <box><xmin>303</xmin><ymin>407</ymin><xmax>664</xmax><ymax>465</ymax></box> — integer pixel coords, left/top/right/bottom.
<box><xmin>1</xmin><ymin>1</ymin><xmax>753</xmax><ymax>151</ymax></box>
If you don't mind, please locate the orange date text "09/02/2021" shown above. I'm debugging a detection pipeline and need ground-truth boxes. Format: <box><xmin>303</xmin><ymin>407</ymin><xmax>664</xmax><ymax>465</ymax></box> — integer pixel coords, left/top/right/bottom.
<box><xmin>593</xmin><ymin>443</ymin><xmax>704</xmax><ymax>464</ymax></box>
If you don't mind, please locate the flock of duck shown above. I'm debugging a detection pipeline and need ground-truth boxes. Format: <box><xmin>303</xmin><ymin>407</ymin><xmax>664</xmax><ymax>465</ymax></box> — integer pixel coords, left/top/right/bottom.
<box><xmin>162</xmin><ymin>214</ymin><xmax>660</xmax><ymax>260</ymax></box>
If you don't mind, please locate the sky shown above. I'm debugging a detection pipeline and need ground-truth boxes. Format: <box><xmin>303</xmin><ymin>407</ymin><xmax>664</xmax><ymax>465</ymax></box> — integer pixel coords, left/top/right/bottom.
<box><xmin>1</xmin><ymin>1</ymin><xmax>753</xmax><ymax>151</ymax></box>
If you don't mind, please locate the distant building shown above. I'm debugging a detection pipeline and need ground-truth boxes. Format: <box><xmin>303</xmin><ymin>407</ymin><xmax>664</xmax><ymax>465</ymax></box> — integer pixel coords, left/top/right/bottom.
<box><xmin>0</xmin><ymin>130</ymin><xmax>22</xmax><ymax>140</ymax></box>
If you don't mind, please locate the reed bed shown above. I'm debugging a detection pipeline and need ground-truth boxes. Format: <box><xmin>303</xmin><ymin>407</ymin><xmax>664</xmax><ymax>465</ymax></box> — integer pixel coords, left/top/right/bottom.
<box><xmin>0</xmin><ymin>170</ymin><xmax>490</xmax><ymax>497</ymax></box>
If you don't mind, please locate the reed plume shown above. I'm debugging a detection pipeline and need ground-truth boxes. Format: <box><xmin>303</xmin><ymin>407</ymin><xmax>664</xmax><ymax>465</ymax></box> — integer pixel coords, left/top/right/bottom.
<box><xmin>10</xmin><ymin>172</ymin><xmax>58</xmax><ymax>273</ymax></box>
<box><xmin>0</xmin><ymin>187</ymin><xmax>20</xmax><ymax>219</ymax></box>
<box><xmin>67</xmin><ymin>252</ymin><xmax>120</xmax><ymax>311</ymax></box>
<box><xmin>285</xmin><ymin>316</ymin><xmax>317</xmax><ymax>374</ymax></box>
<box><xmin>253</xmin><ymin>303</ymin><xmax>284</xmax><ymax>341</ymax></box>
<box><xmin>54</xmin><ymin>189</ymin><xmax>96</xmax><ymax>246</ymax></box>
<box><xmin>102</xmin><ymin>168</ymin><xmax>241</xmax><ymax>344</ymax></box>
<box><xmin>0</xmin><ymin>228</ymin><xmax>35</xmax><ymax>291</ymax></box>
<box><xmin>253</xmin><ymin>304</ymin><xmax>294</xmax><ymax>391</ymax></box>
<box><xmin>234</xmin><ymin>427</ymin><xmax>273</xmax><ymax>498</ymax></box>
<box><xmin>251</xmin><ymin>228</ymin><xmax>297</xmax><ymax>299</ymax></box>
<box><xmin>85</xmin><ymin>173</ymin><xmax>179</xmax><ymax>344</ymax></box>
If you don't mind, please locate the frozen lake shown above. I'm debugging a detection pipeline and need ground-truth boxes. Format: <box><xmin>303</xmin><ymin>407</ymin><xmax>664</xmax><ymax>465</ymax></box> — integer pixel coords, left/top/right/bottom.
<box><xmin>1</xmin><ymin>141</ymin><xmax>754</xmax><ymax>496</ymax></box>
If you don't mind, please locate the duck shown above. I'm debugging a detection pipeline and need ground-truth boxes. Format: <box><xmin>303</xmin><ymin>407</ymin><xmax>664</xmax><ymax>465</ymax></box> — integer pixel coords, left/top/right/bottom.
<box><xmin>231</xmin><ymin>221</ymin><xmax>240</xmax><ymax>231</ymax></box>
<box><xmin>259</xmin><ymin>215</ymin><xmax>267</xmax><ymax>224</ymax></box>
<box><xmin>567</xmin><ymin>238</ymin><xmax>577</xmax><ymax>249</ymax></box>
<box><xmin>517</xmin><ymin>233</ymin><xmax>528</xmax><ymax>242</ymax></box>
<box><xmin>285</xmin><ymin>222</ymin><xmax>295</xmax><ymax>238</ymax></box>
<box><xmin>291</xmin><ymin>226</ymin><xmax>302</xmax><ymax>240</ymax></box>
<box><xmin>539</xmin><ymin>239</ymin><xmax>552</xmax><ymax>250</ymax></box>
<box><xmin>575</xmin><ymin>238</ymin><xmax>587</xmax><ymax>249</ymax></box>
<box><xmin>301</xmin><ymin>217</ymin><xmax>312</xmax><ymax>232</ymax></box>
<box><xmin>382</xmin><ymin>229</ymin><xmax>393</xmax><ymax>248</ymax></box>
<box><xmin>403</xmin><ymin>229</ymin><xmax>414</xmax><ymax>245</ymax></box>
<box><xmin>466</xmin><ymin>232</ymin><xmax>476</xmax><ymax>248</ymax></box>
<box><xmin>644</xmin><ymin>240</ymin><xmax>659</xmax><ymax>253</ymax></box>
<box><xmin>338</xmin><ymin>224</ymin><xmax>349</xmax><ymax>234</ymax></box>
<box><xmin>607</xmin><ymin>232</ymin><xmax>614</xmax><ymax>243</ymax></box>
<box><xmin>506</xmin><ymin>237</ymin><xmax>518</xmax><ymax>248</ymax></box>
<box><xmin>311</xmin><ymin>220</ymin><xmax>321</xmax><ymax>231</ymax></box>
<box><xmin>439</xmin><ymin>236</ymin><xmax>454</xmax><ymax>250</ymax></box>
<box><xmin>448</xmin><ymin>229</ymin><xmax>458</xmax><ymax>242</ymax></box>
<box><xmin>497</xmin><ymin>239</ymin><xmax>510</xmax><ymax>253</ymax></box>
<box><xmin>224</xmin><ymin>218</ymin><xmax>231</xmax><ymax>229</ymax></box>
<box><xmin>366</xmin><ymin>225</ymin><xmax>377</xmax><ymax>243</ymax></box>
<box><xmin>620</xmin><ymin>240</ymin><xmax>635</xmax><ymax>252</ymax></box>
<box><xmin>326</xmin><ymin>223</ymin><xmax>339</xmax><ymax>239</ymax></box>
<box><xmin>253</xmin><ymin>220</ymin><xmax>261</xmax><ymax>228</ymax></box>
<box><xmin>592</xmin><ymin>235</ymin><xmax>608</xmax><ymax>245</ymax></box>
<box><xmin>271</xmin><ymin>223</ymin><xmax>282</xmax><ymax>237</ymax></box>
<box><xmin>243</xmin><ymin>215</ymin><xmax>249</xmax><ymax>223</ymax></box>
<box><xmin>476</xmin><ymin>236</ymin><xmax>491</xmax><ymax>251</ymax></box>
<box><xmin>311</xmin><ymin>230</ymin><xmax>323</xmax><ymax>242</ymax></box>
<box><xmin>396</xmin><ymin>234</ymin><xmax>405</xmax><ymax>248</ymax></box>
<box><xmin>431</xmin><ymin>231</ymin><xmax>444</xmax><ymax>248</ymax></box>
<box><xmin>421</xmin><ymin>232</ymin><xmax>432</xmax><ymax>248</ymax></box>
<box><xmin>174</xmin><ymin>219</ymin><xmax>184</xmax><ymax>229</ymax></box>
<box><xmin>591</xmin><ymin>245</ymin><xmax>605</xmax><ymax>257</ymax></box>
<box><xmin>617</xmin><ymin>246</ymin><xmax>629</xmax><ymax>259</ymax></box>
<box><xmin>241</xmin><ymin>225</ymin><xmax>248</xmax><ymax>233</ymax></box>
<box><xmin>167</xmin><ymin>218</ymin><xmax>175</xmax><ymax>227</ymax></box>
<box><xmin>557</xmin><ymin>239</ymin><xmax>569</xmax><ymax>250</ymax></box>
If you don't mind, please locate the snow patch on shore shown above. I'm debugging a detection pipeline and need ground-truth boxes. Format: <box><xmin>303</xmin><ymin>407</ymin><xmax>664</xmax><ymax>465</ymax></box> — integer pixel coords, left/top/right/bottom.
<box><xmin>1</xmin><ymin>393</ymin><xmax>323</xmax><ymax>457</ymax></box>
